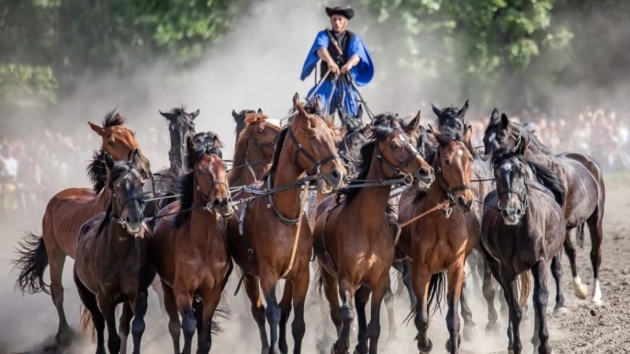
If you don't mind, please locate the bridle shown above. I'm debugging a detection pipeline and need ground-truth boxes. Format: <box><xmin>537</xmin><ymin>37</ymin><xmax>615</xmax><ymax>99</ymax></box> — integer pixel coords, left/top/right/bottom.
<box><xmin>496</xmin><ymin>168</ymin><xmax>529</xmax><ymax>218</ymax></box>
<box><xmin>110</xmin><ymin>169</ymin><xmax>146</xmax><ymax>230</ymax></box>
<box><xmin>434</xmin><ymin>147</ymin><xmax>475</xmax><ymax>217</ymax></box>
<box><xmin>193</xmin><ymin>154</ymin><xmax>231</xmax><ymax>213</ymax></box>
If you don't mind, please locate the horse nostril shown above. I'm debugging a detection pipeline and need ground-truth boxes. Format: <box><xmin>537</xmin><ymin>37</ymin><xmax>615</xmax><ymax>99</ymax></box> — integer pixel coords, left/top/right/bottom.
<box><xmin>330</xmin><ymin>170</ymin><xmax>341</xmax><ymax>182</ymax></box>
<box><xmin>516</xmin><ymin>208</ymin><xmax>522</xmax><ymax>215</ymax></box>
<box><xmin>419</xmin><ymin>167</ymin><xmax>430</xmax><ymax>176</ymax></box>
<box><xmin>501</xmin><ymin>209</ymin><xmax>509</xmax><ymax>218</ymax></box>
<box><xmin>457</xmin><ymin>196</ymin><xmax>465</xmax><ymax>205</ymax></box>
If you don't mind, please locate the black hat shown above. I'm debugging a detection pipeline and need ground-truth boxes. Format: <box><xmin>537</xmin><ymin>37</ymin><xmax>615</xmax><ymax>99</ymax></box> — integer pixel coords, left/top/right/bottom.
<box><xmin>325</xmin><ymin>6</ymin><xmax>355</xmax><ymax>20</ymax></box>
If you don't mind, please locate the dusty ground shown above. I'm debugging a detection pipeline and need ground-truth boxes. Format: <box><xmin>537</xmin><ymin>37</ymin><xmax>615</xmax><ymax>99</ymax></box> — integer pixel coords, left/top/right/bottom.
<box><xmin>1</xmin><ymin>186</ymin><xmax>629</xmax><ymax>354</ymax></box>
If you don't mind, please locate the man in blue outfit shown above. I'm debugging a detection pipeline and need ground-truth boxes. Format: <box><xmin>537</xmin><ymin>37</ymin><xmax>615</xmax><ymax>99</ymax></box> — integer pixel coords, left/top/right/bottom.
<box><xmin>300</xmin><ymin>6</ymin><xmax>374</xmax><ymax>123</ymax></box>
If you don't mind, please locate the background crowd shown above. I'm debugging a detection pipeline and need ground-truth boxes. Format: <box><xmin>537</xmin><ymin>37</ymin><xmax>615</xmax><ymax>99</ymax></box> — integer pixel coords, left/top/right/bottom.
<box><xmin>0</xmin><ymin>107</ymin><xmax>627</xmax><ymax>214</ymax></box>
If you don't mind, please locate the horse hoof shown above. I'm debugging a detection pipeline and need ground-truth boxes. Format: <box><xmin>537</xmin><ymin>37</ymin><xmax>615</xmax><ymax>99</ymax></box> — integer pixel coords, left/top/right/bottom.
<box><xmin>554</xmin><ymin>306</ymin><xmax>568</xmax><ymax>315</ymax></box>
<box><xmin>574</xmin><ymin>283</ymin><xmax>589</xmax><ymax>300</ymax></box>
<box><xmin>418</xmin><ymin>339</ymin><xmax>433</xmax><ymax>354</ymax></box>
<box><xmin>330</xmin><ymin>343</ymin><xmax>348</xmax><ymax>354</ymax></box>
<box><xmin>55</xmin><ymin>330</ymin><xmax>73</xmax><ymax>347</ymax></box>
<box><xmin>485</xmin><ymin>322</ymin><xmax>500</xmax><ymax>333</ymax></box>
<box><xmin>444</xmin><ymin>337</ymin><xmax>461</xmax><ymax>351</ymax></box>
<box><xmin>592</xmin><ymin>299</ymin><xmax>603</xmax><ymax>307</ymax></box>
<box><xmin>463</xmin><ymin>324</ymin><xmax>479</xmax><ymax>341</ymax></box>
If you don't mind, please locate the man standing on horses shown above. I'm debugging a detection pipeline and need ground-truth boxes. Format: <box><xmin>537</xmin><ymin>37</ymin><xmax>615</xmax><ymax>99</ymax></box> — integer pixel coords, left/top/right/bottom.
<box><xmin>300</xmin><ymin>5</ymin><xmax>374</xmax><ymax>123</ymax></box>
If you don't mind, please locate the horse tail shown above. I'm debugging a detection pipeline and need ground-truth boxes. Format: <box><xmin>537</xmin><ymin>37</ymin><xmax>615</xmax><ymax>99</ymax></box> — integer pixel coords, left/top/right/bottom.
<box><xmin>517</xmin><ymin>271</ymin><xmax>532</xmax><ymax>309</ymax></box>
<box><xmin>211</xmin><ymin>306</ymin><xmax>228</xmax><ymax>335</ymax></box>
<box><xmin>79</xmin><ymin>305</ymin><xmax>96</xmax><ymax>343</ymax></box>
<box><xmin>13</xmin><ymin>232</ymin><xmax>50</xmax><ymax>295</ymax></box>
<box><xmin>575</xmin><ymin>223</ymin><xmax>585</xmax><ymax>249</ymax></box>
<box><xmin>315</xmin><ymin>267</ymin><xmax>324</xmax><ymax>296</ymax></box>
<box><xmin>403</xmin><ymin>271</ymin><xmax>446</xmax><ymax>324</ymax></box>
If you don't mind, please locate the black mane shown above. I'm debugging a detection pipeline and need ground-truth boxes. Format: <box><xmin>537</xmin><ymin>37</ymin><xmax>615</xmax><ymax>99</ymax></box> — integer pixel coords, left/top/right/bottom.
<box><xmin>435</xmin><ymin>107</ymin><xmax>462</xmax><ymax>128</ymax></box>
<box><xmin>233</xmin><ymin>109</ymin><xmax>256</xmax><ymax>138</ymax></box>
<box><xmin>261</xmin><ymin>126</ymin><xmax>289</xmax><ymax>179</ymax></box>
<box><xmin>435</xmin><ymin>125</ymin><xmax>465</xmax><ymax>147</ymax></box>
<box><xmin>491</xmin><ymin>148</ymin><xmax>566</xmax><ymax>206</ymax></box>
<box><xmin>87</xmin><ymin>148</ymin><xmax>107</xmax><ymax>193</ymax></box>
<box><xmin>173</xmin><ymin>132</ymin><xmax>223</xmax><ymax>228</ymax></box>
<box><xmin>103</xmin><ymin>109</ymin><xmax>126</xmax><ymax>127</ymax></box>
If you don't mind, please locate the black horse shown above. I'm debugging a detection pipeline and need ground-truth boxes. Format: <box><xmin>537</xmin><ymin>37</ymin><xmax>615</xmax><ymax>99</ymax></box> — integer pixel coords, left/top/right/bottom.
<box><xmin>480</xmin><ymin>148</ymin><xmax>567</xmax><ymax>354</ymax></box>
<box><xmin>483</xmin><ymin>110</ymin><xmax>606</xmax><ymax>306</ymax></box>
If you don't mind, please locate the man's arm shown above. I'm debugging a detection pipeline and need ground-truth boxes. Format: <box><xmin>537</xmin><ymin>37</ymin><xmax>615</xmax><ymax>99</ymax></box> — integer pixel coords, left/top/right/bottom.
<box><xmin>340</xmin><ymin>54</ymin><xmax>360</xmax><ymax>73</ymax></box>
<box><xmin>317</xmin><ymin>47</ymin><xmax>340</xmax><ymax>74</ymax></box>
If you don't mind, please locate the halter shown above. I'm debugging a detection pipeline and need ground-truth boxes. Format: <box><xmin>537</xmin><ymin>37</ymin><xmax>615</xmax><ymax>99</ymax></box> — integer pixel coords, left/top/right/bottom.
<box><xmin>374</xmin><ymin>142</ymin><xmax>417</xmax><ymax>184</ymax></box>
<box><xmin>286</xmin><ymin>125</ymin><xmax>340</xmax><ymax>176</ymax></box>
<box><xmin>110</xmin><ymin>171</ymin><xmax>146</xmax><ymax>229</ymax></box>
<box><xmin>242</xmin><ymin>133</ymin><xmax>276</xmax><ymax>181</ymax></box>
<box><xmin>434</xmin><ymin>148</ymin><xmax>475</xmax><ymax>218</ymax></box>
<box><xmin>193</xmin><ymin>168</ymin><xmax>231</xmax><ymax>213</ymax></box>
<box><xmin>497</xmin><ymin>183</ymin><xmax>529</xmax><ymax>218</ymax></box>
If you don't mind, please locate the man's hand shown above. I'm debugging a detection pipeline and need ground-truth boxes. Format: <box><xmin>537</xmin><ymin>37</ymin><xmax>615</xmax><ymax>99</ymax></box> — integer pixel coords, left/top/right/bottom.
<box><xmin>328</xmin><ymin>62</ymin><xmax>340</xmax><ymax>74</ymax></box>
<box><xmin>340</xmin><ymin>63</ymin><xmax>352</xmax><ymax>74</ymax></box>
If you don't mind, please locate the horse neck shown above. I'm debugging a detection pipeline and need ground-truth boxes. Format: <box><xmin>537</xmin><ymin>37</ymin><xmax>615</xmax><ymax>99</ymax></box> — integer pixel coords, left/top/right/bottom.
<box><xmin>268</xmin><ymin>142</ymin><xmax>307</xmax><ymax>221</ymax></box>
<box><xmin>169</xmin><ymin>137</ymin><xmax>185</xmax><ymax>173</ymax></box>
<box><xmin>95</xmin><ymin>188</ymin><xmax>112</xmax><ymax>210</ymax></box>
<box><xmin>102</xmin><ymin>219</ymin><xmax>140</xmax><ymax>257</ymax></box>
<box><xmin>229</xmin><ymin>140</ymin><xmax>268</xmax><ymax>187</ymax></box>
<box><xmin>348</xmin><ymin>150</ymin><xmax>392</xmax><ymax>221</ymax></box>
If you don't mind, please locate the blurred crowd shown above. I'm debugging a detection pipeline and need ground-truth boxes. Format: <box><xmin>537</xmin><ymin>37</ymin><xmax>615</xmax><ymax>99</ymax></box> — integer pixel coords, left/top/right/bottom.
<box><xmin>1</xmin><ymin>108</ymin><xmax>628</xmax><ymax>214</ymax></box>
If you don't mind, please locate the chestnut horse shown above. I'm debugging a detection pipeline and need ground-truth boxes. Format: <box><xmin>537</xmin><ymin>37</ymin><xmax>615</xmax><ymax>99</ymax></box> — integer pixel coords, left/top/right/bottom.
<box><xmin>313</xmin><ymin>114</ymin><xmax>435</xmax><ymax>354</ymax></box>
<box><xmin>398</xmin><ymin>125</ymin><xmax>478</xmax><ymax>354</ymax></box>
<box><xmin>483</xmin><ymin>111</ymin><xmax>606</xmax><ymax>306</ymax></box>
<box><xmin>153</xmin><ymin>134</ymin><xmax>234</xmax><ymax>354</ymax></box>
<box><xmin>13</xmin><ymin>110</ymin><xmax>151</xmax><ymax>346</ymax></box>
<box><xmin>481</xmin><ymin>148</ymin><xmax>567</xmax><ymax>354</ymax></box>
<box><xmin>229</xmin><ymin>110</ymin><xmax>281</xmax><ymax>187</ymax></box>
<box><xmin>227</xmin><ymin>93</ymin><xmax>346</xmax><ymax>354</ymax></box>
<box><xmin>74</xmin><ymin>149</ymin><xmax>154</xmax><ymax>354</ymax></box>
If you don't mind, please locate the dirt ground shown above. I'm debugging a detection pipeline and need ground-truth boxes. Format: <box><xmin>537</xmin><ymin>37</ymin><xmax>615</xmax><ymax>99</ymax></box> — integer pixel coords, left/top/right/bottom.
<box><xmin>1</xmin><ymin>186</ymin><xmax>629</xmax><ymax>354</ymax></box>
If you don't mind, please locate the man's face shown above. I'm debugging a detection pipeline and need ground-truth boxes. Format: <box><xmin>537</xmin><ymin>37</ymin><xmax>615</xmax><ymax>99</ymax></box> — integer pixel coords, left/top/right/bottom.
<box><xmin>330</xmin><ymin>14</ymin><xmax>348</xmax><ymax>33</ymax></box>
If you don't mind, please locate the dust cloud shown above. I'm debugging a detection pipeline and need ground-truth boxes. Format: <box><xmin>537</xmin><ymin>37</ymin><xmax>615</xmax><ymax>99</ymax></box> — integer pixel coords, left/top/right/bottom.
<box><xmin>0</xmin><ymin>0</ymin><xmax>619</xmax><ymax>352</ymax></box>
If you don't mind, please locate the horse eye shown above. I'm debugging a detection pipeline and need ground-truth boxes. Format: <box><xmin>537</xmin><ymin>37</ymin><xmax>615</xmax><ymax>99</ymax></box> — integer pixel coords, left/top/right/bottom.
<box><xmin>444</xmin><ymin>159</ymin><xmax>451</xmax><ymax>165</ymax></box>
<box><xmin>390</xmin><ymin>144</ymin><xmax>398</xmax><ymax>149</ymax></box>
<box><xmin>108</xmin><ymin>141</ymin><xmax>115</xmax><ymax>146</ymax></box>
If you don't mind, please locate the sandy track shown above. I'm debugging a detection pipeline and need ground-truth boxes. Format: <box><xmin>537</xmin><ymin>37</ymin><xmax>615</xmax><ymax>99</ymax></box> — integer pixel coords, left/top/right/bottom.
<box><xmin>1</xmin><ymin>187</ymin><xmax>629</xmax><ymax>354</ymax></box>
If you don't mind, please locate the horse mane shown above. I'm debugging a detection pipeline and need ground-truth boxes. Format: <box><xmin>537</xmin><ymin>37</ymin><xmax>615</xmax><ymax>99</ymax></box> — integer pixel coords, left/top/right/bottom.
<box><xmin>87</xmin><ymin>148</ymin><xmax>107</xmax><ymax>193</ymax></box>
<box><xmin>234</xmin><ymin>109</ymin><xmax>256</xmax><ymax>138</ymax></box>
<box><xmin>337</xmin><ymin>114</ymin><xmax>405</xmax><ymax>203</ymax></box>
<box><xmin>522</xmin><ymin>125</ymin><xmax>554</xmax><ymax>155</ymax></box>
<box><xmin>490</xmin><ymin>148</ymin><xmax>566</xmax><ymax>206</ymax></box>
<box><xmin>173</xmin><ymin>133</ymin><xmax>224</xmax><ymax>228</ymax></box>
<box><xmin>261</xmin><ymin>126</ymin><xmax>289</xmax><ymax>179</ymax></box>
<box><xmin>435</xmin><ymin>106</ymin><xmax>462</xmax><ymax>128</ymax></box>
<box><xmin>435</xmin><ymin>125</ymin><xmax>465</xmax><ymax>147</ymax></box>
<box><xmin>103</xmin><ymin>109</ymin><xmax>126</xmax><ymax>128</ymax></box>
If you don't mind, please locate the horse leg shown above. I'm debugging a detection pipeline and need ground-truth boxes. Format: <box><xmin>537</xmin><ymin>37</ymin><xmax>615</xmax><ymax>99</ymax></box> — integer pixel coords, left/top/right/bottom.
<box><xmin>500</xmin><ymin>275</ymin><xmax>522</xmax><ymax>354</ymax></box>
<box><xmin>366</xmin><ymin>277</ymin><xmax>387</xmax><ymax>354</ymax></box>
<box><xmin>460</xmin><ymin>272</ymin><xmax>478</xmax><ymax>341</ymax></box>
<box><xmin>334</xmin><ymin>278</ymin><xmax>356</xmax><ymax>354</ymax></box>
<box><xmin>118</xmin><ymin>302</ymin><xmax>133</xmax><ymax>354</ymax></box>
<box><xmin>564</xmin><ymin>228</ymin><xmax>588</xmax><ymax>300</ymax></box>
<box><xmin>444</xmin><ymin>263</ymin><xmax>464</xmax><ymax>353</ymax></box>
<box><xmin>197</xmin><ymin>286</ymin><xmax>222</xmax><ymax>354</ymax></box>
<box><xmin>97</xmin><ymin>293</ymin><xmax>121</xmax><ymax>354</ymax></box>
<box><xmin>354</xmin><ymin>286</ymin><xmax>370</xmax><ymax>354</ymax></box>
<box><xmin>290</xmin><ymin>270</ymin><xmax>310</xmax><ymax>354</ymax></box>
<box><xmin>174</xmin><ymin>287</ymin><xmax>196</xmax><ymax>354</ymax></box>
<box><xmin>278</xmin><ymin>282</ymin><xmax>293</xmax><ymax>354</ymax></box>
<box><xmin>321</xmin><ymin>269</ymin><xmax>342</xmax><ymax>347</ymax></box>
<box><xmin>401</xmin><ymin>259</ymin><xmax>417</xmax><ymax>308</ymax></box>
<box><xmin>531</xmin><ymin>260</ymin><xmax>551</xmax><ymax>354</ymax></box>
<box><xmin>244</xmin><ymin>274</ymin><xmax>270</xmax><ymax>353</ymax></box>
<box><xmin>587</xmin><ymin>210</ymin><xmax>604</xmax><ymax>306</ymax></box>
<box><xmin>47</xmin><ymin>245</ymin><xmax>71</xmax><ymax>346</ymax></box>
<box><xmin>383</xmin><ymin>285</ymin><xmax>398</xmax><ymax>342</ymax></box>
<box><xmin>161</xmin><ymin>281</ymin><xmax>182</xmax><ymax>354</ymax></box>
<box><xmin>74</xmin><ymin>270</ymin><xmax>106</xmax><ymax>354</ymax></box>
<box><xmin>130</xmin><ymin>290</ymin><xmax>149</xmax><ymax>354</ymax></box>
<box><xmin>550</xmin><ymin>252</ymin><xmax>567</xmax><ymax>313</ymax></box>
<box><xmin>260</xmin><ymin>271</ymin><xmax>281</xmax><ymax>354</ymax></box>
<box><xmin>411</xmin><ymin>265</ymin><xmax>432</xmax><ymax>353</ymax></box>
<box><xmin>151</xmin><ymin>277</ymin><xmax>166</xmax><ymax>314</ymax></box>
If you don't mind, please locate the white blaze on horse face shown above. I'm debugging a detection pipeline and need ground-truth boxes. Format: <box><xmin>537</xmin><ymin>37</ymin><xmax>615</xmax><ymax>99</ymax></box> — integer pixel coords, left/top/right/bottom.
<box><xmin>456</xmin><ymin>149</ymin><xmax>464</xmax><ymax>157</ymax></box>
<box><xmin>489</xmin><ymin>132</ymin><xmax>496</xmax><ymax>142</ymax></box>
<box><xmin>501</xmin><ymin>161</ymin><xmax>514</xmax><ymax>172</ymax></box>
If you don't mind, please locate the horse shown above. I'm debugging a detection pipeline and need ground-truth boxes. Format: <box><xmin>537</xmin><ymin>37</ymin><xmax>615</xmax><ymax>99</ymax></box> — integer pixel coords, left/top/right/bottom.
<box><xmin>74</xmin><ymin>149</ymin><xmax>155</xmax><ymax>354</ymax></box>
<box><xmin>152</xmin><ymin>134</ymin><xmax>235</xmax><ymax>354</ymax></box>
<box><xmin>143</xmin><ymin>107</ymin><xmax>198</xmax><ymax>210</ymax></box>
<box><xmin>226</xmin><ymin>93</ymin><xmax>346</xmax><ymax>354</ymax></box>
<box><xmin>398</xmin><ymin>125</ymin><xmax>478</xmax><ymax>354</ymax></box>
<box><xmin>13</xmin><ymin>110</ymin><xmax>151</xmax><ymax>347</ymax></box>
<box><xmin>483</xmin><ymin>110</ymin><xmax>606</xmax><ymax>306</ymax></box>
<box><xmin>480</xmin><ymin>147</ymin><xmax>567</xmax><ymax>354</ymax></box>
<box><xmin>313</xmin><ymin>113</ymin><xmax>435</xmax><ymax>354</ymax></box>
<box><xmin>229</xmin><ymin>110</ymin><xmax>281</xmax><ymax>188</ymax></box>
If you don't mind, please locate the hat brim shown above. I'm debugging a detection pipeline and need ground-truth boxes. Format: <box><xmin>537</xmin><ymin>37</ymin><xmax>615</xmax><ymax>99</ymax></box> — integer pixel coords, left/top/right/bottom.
<box><xmin>325</xmin><ymin>7</ymin><xmax>354</xmax><ymax>20</ymax></box>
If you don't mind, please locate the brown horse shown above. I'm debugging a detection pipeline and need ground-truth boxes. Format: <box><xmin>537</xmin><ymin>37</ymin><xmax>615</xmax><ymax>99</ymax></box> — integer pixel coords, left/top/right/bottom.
<box><xmin>227</xmin><ymin>93</ymin><xmax>346</xmax><ymax>354</ymax></box>
<box><xmin>74</xmin><ymin>149</ymin><xmax>154</xmax><ymax>354</ymax></box>
<box><xmin>398</xmin><ymin>125</ymin><xmax>478</xmax><ymax>354</ymax></box>
<box><xmin>152</xmin><ymin>134</ymin><xmax>234</xmax><ymax>354</ymax></box>
<box><xmin>13</xmin><ymin>110</ymin><xmax>151</xmax><ymax>346</ymax></box>
<box><xmin>313</xmin><ymin>113</ymin><xmax>434</xmax><ymax>354</ymax></box>
<box><xmin>229</xmin><ymin>110</ymin><xmax>281</xmax><ymax>188</ymax></box>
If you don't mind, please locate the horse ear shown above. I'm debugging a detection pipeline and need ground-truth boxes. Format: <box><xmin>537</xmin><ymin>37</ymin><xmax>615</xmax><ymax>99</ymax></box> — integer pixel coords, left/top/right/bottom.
<box><xmin>293</xmin><ymin>92</ymin><xmax>308</xmax><ymax>120</ymax></box>
<box><xmin>501</xmin><ymin>113</ymin><xmax>510</xmax><ymax>128</ymax></box>
<box><xmin>407</xmin><ymin>110</ymin><xmax>421</xmax><ymax>131</ymax></box>
<box><xmin>463</xmin><ymin>125</ymin><xmax>473</xmax><ymax>144</ymax></box>
<box><xmin>428</xmin><ymin>124</ymin><xmax>440</xmax><ymax>139</ymax></box>
<box><xmin>104</xmin><ymin>151</ymin><xmax>115</xmax><ymax>171</ymax></box>
<box><xmin>257</xmin><ymin>108</ymin><xmax>263</xmax><ymax>114</ymax></box>
<box><xmin>186</xmin><ymin>135</ymin><xmax>195</xmax><ymax>151</ymax></box>
<box><xmin>231</xmin><ymin>110</ymin><xmax>239</xmax><ymax>121</ymax></box>
<box><xmin>130</xmin><ymin>149</ymin><xmax>142</xmax><ymax>166</ymax></box>
<box><xmin>191</xmin><ymin>109</ymin><xmax>200</xmax><ymax>120</ymax></box>
<box><xmin>458</xmin><ymin>99</ymin><xmax>469</xmax><ymax>117</ymax></box>
<box><xmin>431</xmin><ymin>104</ymin><xmax>441</xmax><ymax>117</ymax></box>
<box><xmin>490</xmin><ymin>108</ymin><xmax>500</xmax><ymax>124</ymax></box>
<box><xmin>88</xmin><ymin>122</ymin><xmax>106</xmax><ymax>137</ymax></box>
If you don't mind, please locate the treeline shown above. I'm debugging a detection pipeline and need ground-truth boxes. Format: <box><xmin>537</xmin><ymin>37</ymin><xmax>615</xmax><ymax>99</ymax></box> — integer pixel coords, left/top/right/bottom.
<box><xmin>1</xmin><ymin>0</ymin><xmax>629</xmax><ymax>112</ymax></box>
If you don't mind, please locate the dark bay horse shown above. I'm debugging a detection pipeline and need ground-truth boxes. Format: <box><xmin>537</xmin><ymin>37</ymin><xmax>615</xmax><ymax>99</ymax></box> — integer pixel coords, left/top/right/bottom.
<box><xmin>398</xmin><ymin>125</ymin><xmax>478</xmax><ymax>354</ymax></box>
<box><xmin>13</xmin><ymin>110</ymin><xmax>151</xmax><ymax>346</ymax></box>
<box><xmin>483</xmin><ymin>111</ymin><xmax>606</xmax><ymax>306</ymax></box>
<box><xmin>143</xmin><ymin>107</ymin><xmax>198</xmax><ymax>209</ymax></box>
<box><xmin>74</xmin><ymin>150</ymin><xmax>155</xmax><ymax>354</ymax></box>
<box><xmin>227</xmin><ymin>93</ymin><xmax>346</xmax><ymax>354</ymax></box>
<box><xmin>229</xmin><ymin>110</ymin><xmax>281</xmax><ymax>187</ymax></box>
<box><xmin>152</xmin><ymin>134</ymin><xmax>234</xmax><ymax>354</ymax></box>
<box><xmin>313</xmin><ymin>114</ymin><xmax>434</xmax><ymax>354</ymax></box>
<box><xmin>481</xmin><ymin>148</ymin><xmax>567</xmax><ymax>354</ymax></box>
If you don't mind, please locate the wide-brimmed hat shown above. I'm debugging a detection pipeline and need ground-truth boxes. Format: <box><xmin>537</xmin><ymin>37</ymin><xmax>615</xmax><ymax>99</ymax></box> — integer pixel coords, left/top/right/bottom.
<box><xmin>325</xmin><ymin>6</ymin><xmax>354</xmax><ymax>20</ymax></box>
